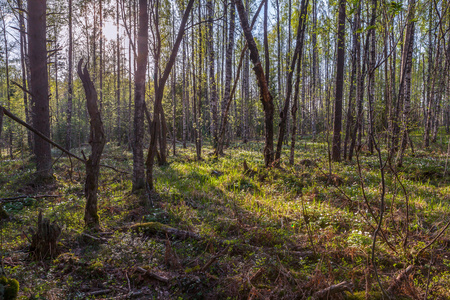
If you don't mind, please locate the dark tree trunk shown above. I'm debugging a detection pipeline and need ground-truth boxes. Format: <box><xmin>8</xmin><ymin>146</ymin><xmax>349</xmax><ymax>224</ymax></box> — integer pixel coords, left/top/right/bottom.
<box><xmin>28</xmin><ymin>0</ymin><xmax>52</xmax><ymax>179</ymax></box>
<box><xmin>196</xmin><ymin>2</ymin><xmax>203</xmax><ymax>161</ymax></box>
<box><xmin>77</xmin><ymin>60</ymin><xmax>105</xmax><ymax>230</ymax></box>
<box><xmin>116</xmin><ymin>0</ymin><xmax>121</xmax><ymax>143</ymax></box>
<box><xmin>275</xmin><ymin>0</ymin><xmax>309</xmax><ymax>162</ymax></box>
<box><xmin>0</xmin><ymin>105</ymin><xmax>3</xmax><ymax>138</ymax></box>
<box><xmin>182</xmin><ymin>38</ymin><xmax>187</xmax><ymax>148</ymax></box>
<box><xmin>66</xmin><ymin>0</ymin><xmax>73</xmax><ymax>150</ymax></box>
<box><xmin>331</xmin><ymin>0</ymin><xmax>346</xmax><ymax>162</ymax></box>
<box><xmin>18</xmin><ymin>0</ymin><xmax>32</xmax><ymax>149</ymax></box>
<box><xmin>349</xmin><ymin>7</ymin><xmax>369</xmax><ymax>161</ymax></box>
<box><xmin>217</xmin><ymin>1</ymin><xmax>235</xmax><ymax>155</ymax></box>
<box><xmin>146</xmin><ymin>0</ymin><xmax>195</xmax><ymax>190</ymax></box>
<box><xmin>215</xmin><ymin>0</ymin><xmax>264</xmax><ymax>156</ymax></box>
<box><xmin>235</xmin><ymin>0</ymin><xmax>274</xmax><ymax>166</ymax></box>
<box><xmin>367</xmin><ymin>0</ymin><xmax>377</xmax><ymax>154</ymax></box>
<box><xmin>343</xmin><ymin>4</ymin><xmax>360</xmax><ymax>160</ymax></box>
<box><xmin>396</xmin><ymin>0</ymin><xmax>416</xmax><ymax>166</ymax></box>
<box><xmin>132</xmin><ymin>0</ymin><xmax>148</xmax><ymax>191</ymax></box>
<box><xmin>289</xmin><ymin>46</ymin><xmax>303</xmax><ymax>164</ymax></box>
<box><xmin>207</xmin><ymin>0</ymin><xmax>218</xmax><ymax>147</ymax></box>
<box><xmin>99</xmin><ymin>0</ymin><xmax>103</xmax><ymax>113</ymax></box>
<box><xmin>1</xmin><ymin>8</ymin><xmax>13</xmax><ymax>158</ymax></box>
<box><xmin>263</xmin><ymin>0</ymin><xmax>269</xmax><ymax>84</ymax></box>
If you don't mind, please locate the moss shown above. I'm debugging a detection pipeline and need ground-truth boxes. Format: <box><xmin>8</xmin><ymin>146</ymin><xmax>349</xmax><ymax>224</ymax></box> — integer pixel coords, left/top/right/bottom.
<box><xmin>130</xmin><ymin>222</ymin><xmax>172</xmax><ymax>235</ymax></box>
<box><xmin>89</xmin><ymin>261</ymin><xmax>104</xmax><ymax>270</ymax></box>
<box><xmin>345</xmin><ymin>291</ymin><xmax>410</xmax><ymax>300</ymax></box>
<box><xmin>185</xmin><ymin>265</ymin><xmax>200</xmax><ymax>274</ymax></box>
<box><xmin>53</xmin><ymin>252</ymin><xmax>80</xmax><ymax>265</ymax></box>
<box><xmin>0</xmin><ymin>276</ymin><xmax>19</xmax><ymax>300</ymax></box>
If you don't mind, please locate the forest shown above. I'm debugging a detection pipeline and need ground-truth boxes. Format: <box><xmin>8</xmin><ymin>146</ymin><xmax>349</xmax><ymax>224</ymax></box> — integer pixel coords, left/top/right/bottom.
<box><xmin>0</xmin><ymin>0</ymin><xmax>450</xmax><ymax>298</ymax></box>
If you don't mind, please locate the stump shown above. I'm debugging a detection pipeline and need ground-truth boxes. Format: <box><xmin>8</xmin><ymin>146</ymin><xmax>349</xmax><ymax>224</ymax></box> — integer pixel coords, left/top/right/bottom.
<box><xmin>29</xmin><ymin>211</ymin><xmax>61</xmax><ymax>259</ymax></box>
<box><xmin>0</xmin><ymin>276</ymin><xmax>19</xmax><ymax>300</ymax></box>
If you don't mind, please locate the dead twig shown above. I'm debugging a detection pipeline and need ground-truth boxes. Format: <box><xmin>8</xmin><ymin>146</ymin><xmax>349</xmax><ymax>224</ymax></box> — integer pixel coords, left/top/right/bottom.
<box><xmin>200</xmin><ymin>245</ymin><xmax>229</xmax><ymax>272</ymax></box>
<box><xmin>135</xmin><ymin>267</ymin><xmax>169</xmax><ymax>283</ymax></box>
<box><xmin>0</xmin><ymin>105</ymin><xmax>128</xmax><ymax>174</ymax></box>
<box><xmin>0</xmin><ymin>195</ymin><xmax>59</xmax><ymax>203</ymax></box>
<box><xmin>312</xmin><ymin>281</ymin><xmax>353</xmax><ymax>299</ymax></box>
<box><xmin>386</xmin><ymin>265</ymin><xmax>414</xmax><ymax>294</ymax></box>
<box><xmin>85</xmin><ymin>289</ymin><xmax>111</xmax><ymax>297</ymax></box>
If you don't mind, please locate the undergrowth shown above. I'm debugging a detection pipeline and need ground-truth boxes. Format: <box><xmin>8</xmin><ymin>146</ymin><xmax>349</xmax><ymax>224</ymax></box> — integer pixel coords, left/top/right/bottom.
<box><xmin>0</xmin><ymin>137</ymin><xmax>449</xmax><ymax>299</ymax></box>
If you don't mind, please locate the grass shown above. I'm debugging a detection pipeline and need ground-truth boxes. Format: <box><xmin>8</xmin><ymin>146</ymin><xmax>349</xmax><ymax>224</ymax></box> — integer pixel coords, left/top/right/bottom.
<box><xmin>0</xmin><ymin>136</ymin><xmax>449</xmax><ymax>299</ymax></box>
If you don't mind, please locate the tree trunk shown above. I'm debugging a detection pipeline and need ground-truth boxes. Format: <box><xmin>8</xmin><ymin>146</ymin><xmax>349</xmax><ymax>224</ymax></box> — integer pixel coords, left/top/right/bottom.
<box><xmin>99</xmin><ymin>0</ymin><xmax>103</xmax><ymax>113</ymax></box>
<box><xmin>289</xmin><ymin>45</ymin><xmax>303</xmax><ymax>164</ymax></box>
<box><xmin>215</xmin><ymin>0</ymin><xmax>264</xmax><ymax>156</ymax></box>
<box><xmin>275</xmin><ymin>0</ymin><xmax>309</xmax><ymax>163</ymax></box>
<box><xmin>235</xmin><ymin>0</ymin><xmax>274</xmax><ymax>166</ymax></box>
<box><xmin>217</xmin><ymin>1</ymin><xmax>235</xmax><ymax>155</ymax></box>
<box><xmin>1</xmin><ymin>7</ymin><xmax>13</xmax><ymax>158</ymax></box>
<box><xmin>207</xmin><ymin>0</ymin><xmax>218</xmax><ymax>148</ymax></box>
<box><xmin>116</xmin><ymin>0</ymin><xmax>122</xmax><ymax>144</ymax></box>
<box><xmin>395</xmin><ymin>0</ymin><xmax>416</xmax><ymax>166</ymax></box>
<box><xmin>66</xmin><ymin>0</ymin><xmax>73</xmax><ymax>150</ymax></box>
<box><xmin>77</xmin><ymin>60</ymin><xmax>105</xmax><ymax>230</ymax></box>
<box><xmin>343</xmin><ymin>4</ymin><xmax>359</xmax><ymax>160</ymax></box>
<box><xmin>196</xmin><ymin>2</ymin><xmax>203</xmax><ymax>161</ymax></box>
<box><xmin>18</xmin><ymin>0</ymin><xmax>32</xmax><ymax>149</ymax></box>
<box><xmin>146</xmin><ymin>0</ymin><xmax>195</xmax><ymax>190</ymax></box>
<box><xmin>132</xmin><ymin>0</ymin><xmax>148</xmax><ymax>191</ymax></box>
<box><xmin>367</xmin><ymin>0</ymin><xmax>377</xmax><ymax>154</ymax></box>
<box><xmin>28</xmin><ymin>0</ymin><xmax>52</xmax><ymax>180</ymax></box>
<box><xmin>182</xmin><ymin>38</ymin><xmax>187</xmax><ymax>148</ymax></box>
<box><xmin>349</xmin><ymin>7</ymin><xmax>368</xmax><ymax>161</ymax></box>
<box><xmin>331</xmin><ymin>0</ymin><xmax>346</xmax><ymax>162</ymax></box>
<box><xmin>263</xmin><ymin>0</ymin><xmax>269</xmax><ymax>84</ymax></box>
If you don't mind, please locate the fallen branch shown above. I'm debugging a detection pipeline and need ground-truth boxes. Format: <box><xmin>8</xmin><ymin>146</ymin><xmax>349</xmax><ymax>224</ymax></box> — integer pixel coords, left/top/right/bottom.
<box><xmin>249</xmin><ymin>267</ymin><xmax>265</xmax><ymax>283</ymax></box>
<box><xmin>386</xmin><ymin>265</ymin><xmax>414</xmax><ymax>294</ymax></box>
<box><xmin>0</xmin><ymin>195</ymin><xmax>59</xmax><ymax>203</ymax></box>
<box><xmin>0</xmin><ymin>105</ymin><xmax>84</xmax><ymax>161</ymax></box>
<box><xmin>80</xmin><ymin>232</ymin><xmax>109</xmax><ymax>243</ymax></box>
<box><xmin>0</xmin><ymin>105</ymin><xmax>128</xmax><ymax>174</ymax></box>
<box><xmin>200</xmin><ymin>246</ymin><xmax>229</xmax><ymax>272</ymax></box>
<box><xmin>312</xmin><ymin>281</ymin><xmax>353</xmax><ymax>299</ymax></box>
<box><xmin>85</xmin><ymin>289</ymin><xmax>111</xmax><ymax>297</ymax></box>
<box><xmin>130</xmin><ymin>222</ymin><xmax>202</xmax><ymax>240</ymax></box>
<box><xmin>136</xmin><ymin>267</ymin><xmax>169</xmax><ymax>283</ymax></box>
<box><xmin>416</xmin><ymin>220</ymin><xmax>450</xmax><ymax>259</ymax></box>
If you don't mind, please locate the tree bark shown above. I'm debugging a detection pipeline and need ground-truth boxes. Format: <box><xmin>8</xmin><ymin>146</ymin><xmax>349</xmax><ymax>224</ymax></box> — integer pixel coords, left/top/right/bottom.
<box><xmin>18</xmin><ymin>0</ymin><xmax>32</xmax><ymax>149</ymax></box>
<box><xmin>132</xmin><ymin>0</ymin><xmax>149</xmax><ymax>191</ymax></box>
<box><xmin>396</xmin><ymin>0</ymin><xmax>416</xmax><ymax>166</ymax></box>
<box><xmin>28</xmin><ymin>0</ymin><xmax>52</xmax><ymax>179</ymax></box>
<box><xmin>217</xmin><ymin>1</ymin><xmax>235</xmax><ymax>155</ymax></box>
<box><xmin>235</xmin><ymin>0</ymin><xmax>274</xmax><ymax>166</ymax></box>
<box><xmin>207</xmin><ymin>0</ymin><xmax>218</xmax><ymax>148</ymax></box>
<box><xmin>275</xmin><ymin>0</ymin><xmax>309</xmax><ymax>163</ymax></box>
<box><xmin>1</xmin><ymin>7</ymin><xmax>13</xmax><ymax>158</ymax></box>
<box><xmin>77</xmin><ymin>60</ymin><xmax>105</xmax><ymax>230</ymax></box>
<box><xmin>66</xmin><ymin>0</ymin><xmax>73</xmax><ymax>150</ymax></box>
<box><xmin>116</xmin><ymin>0</ymin><xmax>122</xmax><ymax>143</ymax></box>
<box><xmin>367</xmin><ymin>0</ymin><xmax>377</xmax><ymax>154</ymax></box>
<box><xmin>289</xmin><ymin>45</ymin><xmax>303</xmax><ymax>164</ymax></box>
<box><xmin>215</xmin><ymin>0</ymin><xmax>264</xmax><ymax>156</ymax></box>
<box><xmin>343</xmin><ymin>4</ymin><xmax>360</xmax><ymax>160</ymax></box>
<box><xmin>146</xmin><ymin>0</ymin><xmax>195</xmax><ymax>190</ymax></box>
<box><xmin>331</xmin><ymin>0</ymin><xmax>346</xmax><ymax>162</ymax></box>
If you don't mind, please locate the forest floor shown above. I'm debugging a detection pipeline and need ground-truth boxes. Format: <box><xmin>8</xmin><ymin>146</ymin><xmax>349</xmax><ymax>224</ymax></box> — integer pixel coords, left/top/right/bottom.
<box><xmin>1</xmin><ymin>135</ymin><xmax>450</xmax><ymax>299</ymax></box>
